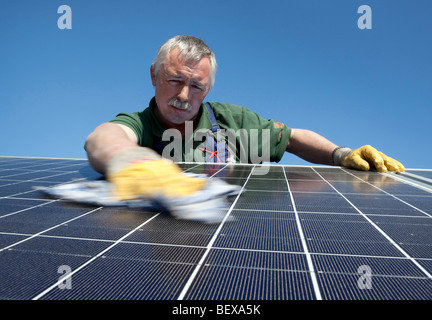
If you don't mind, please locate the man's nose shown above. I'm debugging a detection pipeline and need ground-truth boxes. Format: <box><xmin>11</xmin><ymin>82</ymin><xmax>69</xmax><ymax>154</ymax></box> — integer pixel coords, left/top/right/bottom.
<box><xmin>177</xmin><ymin>85</ymin><xmax>189</xmax><ymax>101</ymax></box>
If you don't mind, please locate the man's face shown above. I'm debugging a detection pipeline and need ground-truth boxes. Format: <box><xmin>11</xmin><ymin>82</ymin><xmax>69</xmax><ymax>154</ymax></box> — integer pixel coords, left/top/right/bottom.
<box><xmin>151</xmin><ymin>48</ymin><xmax>211</xmax><ymax>130</ymax></box>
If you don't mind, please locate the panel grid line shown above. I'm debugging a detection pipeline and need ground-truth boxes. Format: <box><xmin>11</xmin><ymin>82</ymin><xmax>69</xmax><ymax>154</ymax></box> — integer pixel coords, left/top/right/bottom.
<box><xmin>311</xmin><ymin>167</ymin><xmax>432</xmax><ymax>281</ymax></box>
<box><xmin>176</xmin><ymin>165</ymin><xmax>256</xmax><ymax>300</ymax></box>
<box><xmin>1</xmin><ymin>158</ymin><xmax>432</xmax><ymax>300</ymax></box>
<box><xmin>0</xmin><ymin>206</ymin><xmax>104</xmax><ymax>253</ymax></box>
<box><xmin>3</xmin><ymin>230</ymin><xmax>431</xmax><ymax>263</ymax></box>
<box><xmin>342</xmin><ymin>168</ymin><xmax>432</xmax><ymax>218</ymax></box>
<box><xmin>0</xmin><ymin>176</ymin><xmax>90</xmax><ymax>200</ymax></box>
<box><xmin>0</xmin><ymin>199</ymin><xmax>60</xmax><ymax>220</ymax></box>
<box><xmin>31</xmin><ymin>212</ymin><xmax>162</xmax><ymax>300</ymax></box>
<box><xmin>283</xmin><ymin>168</ymin><xmax>323</xmax><ymax>300</ymax></box>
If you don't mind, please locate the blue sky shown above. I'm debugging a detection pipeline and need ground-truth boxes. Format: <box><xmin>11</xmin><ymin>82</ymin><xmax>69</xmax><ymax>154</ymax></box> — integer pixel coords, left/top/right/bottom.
<box><xmin>1</xmin><ymin>0</ymin><xmax>431</xmax><ymax>168</ymax></box>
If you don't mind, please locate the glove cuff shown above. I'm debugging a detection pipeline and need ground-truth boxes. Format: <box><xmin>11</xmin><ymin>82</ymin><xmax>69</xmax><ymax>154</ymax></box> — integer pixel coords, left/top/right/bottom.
<box><xmin>107</xmin><ymin>147</ymin><xmax>161</xmax><ymax>174</ymax></box>
<box><xmin>332</xmin><ymin>147</ymin><xmax>352</xmax><ymax>167</ymax></box>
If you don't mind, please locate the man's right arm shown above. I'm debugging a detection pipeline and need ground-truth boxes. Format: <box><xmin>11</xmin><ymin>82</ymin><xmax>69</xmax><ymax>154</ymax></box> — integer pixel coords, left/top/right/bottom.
<box><xmin>84</xmin><ymin>122</ymin><xmax>210</xmax><ymax>212</ymax></box>
<box><xmin>84</xmin><ymin>122</ymin><xmax>139</xmax><ymax>174</ymax></box>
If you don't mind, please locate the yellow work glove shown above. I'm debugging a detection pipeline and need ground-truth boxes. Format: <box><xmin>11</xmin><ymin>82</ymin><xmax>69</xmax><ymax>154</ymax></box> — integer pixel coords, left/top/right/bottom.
<box><xmin>333</xmin><ymin>145</ymin><xmax>405</xmax><ymax>173</ymax></box>
<box><xmin>106</xmin><ymin>148</ymin><xmax>206</xmax><ymax>201</ymax></box>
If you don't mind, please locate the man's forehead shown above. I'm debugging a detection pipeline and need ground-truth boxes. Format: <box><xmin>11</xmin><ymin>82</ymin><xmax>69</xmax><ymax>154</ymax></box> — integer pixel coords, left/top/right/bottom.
<box><xmin>163</xmin><ymin>50</ymin><xmax>211</xmax><ymax>81</ymax></box>
<box><xmin>167</xmin><ymin>48</ymin><xmax>209</xmax><ymax>67</ymax></box>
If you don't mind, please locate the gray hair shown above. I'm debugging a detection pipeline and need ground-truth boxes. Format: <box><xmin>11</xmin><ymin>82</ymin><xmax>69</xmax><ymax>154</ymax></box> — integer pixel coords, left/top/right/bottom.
<box><xmin>152</xmin><ymin>35</ymin><xmax>217</xmax><ymax>89</ymax></box>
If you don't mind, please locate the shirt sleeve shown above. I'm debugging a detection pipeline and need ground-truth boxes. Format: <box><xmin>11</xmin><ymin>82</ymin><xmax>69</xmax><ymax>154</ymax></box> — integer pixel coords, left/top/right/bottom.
<box><xmin>240</xmin><ymin>107</ymin><xmax>291</xmax><ymax>163</ymax></box>
<box><xmin>109</xmin><ymin>112</ymin><xmax>144</xmax><ymax>145</ymax></box>
<box><xmin>210</xmin><ymin>102</ymin><xmax>291</xmax><ymax>163</ymax></box>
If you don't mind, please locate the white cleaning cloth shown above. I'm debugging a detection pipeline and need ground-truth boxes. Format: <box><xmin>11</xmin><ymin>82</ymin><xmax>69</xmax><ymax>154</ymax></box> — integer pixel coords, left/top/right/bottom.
<box><xmin>37</xmin><ymin>173</ymin><xmax>242</xmax><ymax>224</ymax></box>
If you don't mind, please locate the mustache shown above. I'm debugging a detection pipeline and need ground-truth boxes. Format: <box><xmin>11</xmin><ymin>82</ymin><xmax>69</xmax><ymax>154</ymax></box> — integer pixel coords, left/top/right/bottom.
<box><xmin>168</xmin><ymin>98</ymin><xmax>192</xmax><ymax>111</ymax></box>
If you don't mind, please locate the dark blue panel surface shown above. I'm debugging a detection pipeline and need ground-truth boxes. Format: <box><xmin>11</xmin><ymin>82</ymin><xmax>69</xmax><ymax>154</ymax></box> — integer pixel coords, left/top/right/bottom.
<box><xmin>0</xmin><ymin>157</ymin><xmax>431</xmax><ymax>300</ymax></box>
<box><xmin>41</xmin><ymin>243</ymin><xmax>206</xmax><ymax>300</ymax></box>
<box><xmin>184</xmin><ymin>249</ymin><xmax>315</xmax><ymax>300</ymax></box>
<box><xmin>317</xmin><ymin>272</ymin><xmax>432</xmax><ymax>300</ymax></box>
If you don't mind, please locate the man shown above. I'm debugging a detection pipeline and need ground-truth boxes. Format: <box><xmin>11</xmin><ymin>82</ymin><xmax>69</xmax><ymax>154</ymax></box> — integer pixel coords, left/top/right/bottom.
<box><xmin>84</xmin><ymin>35</ymin><xmax>404</xmax><ymax>203</ymax></box>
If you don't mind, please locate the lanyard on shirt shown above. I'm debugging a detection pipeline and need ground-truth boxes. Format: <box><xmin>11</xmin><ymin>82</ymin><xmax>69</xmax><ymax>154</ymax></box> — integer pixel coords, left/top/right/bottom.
<box><xmin>152</xmin><ymin>102</ymin><xmax>234</xmax><ymax>163</ymax></box>
<box><xmin>203</xmin><ymin>102</ymin><xmax>233</xmax><ymax>163</ymax></box>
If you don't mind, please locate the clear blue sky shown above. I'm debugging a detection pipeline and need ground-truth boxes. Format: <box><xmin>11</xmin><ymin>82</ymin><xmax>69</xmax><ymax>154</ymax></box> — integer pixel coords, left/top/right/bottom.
<box><xmin>1</xmin><ymin>0</ymin><xmax>431</xmax><ymax>168</ymax></box>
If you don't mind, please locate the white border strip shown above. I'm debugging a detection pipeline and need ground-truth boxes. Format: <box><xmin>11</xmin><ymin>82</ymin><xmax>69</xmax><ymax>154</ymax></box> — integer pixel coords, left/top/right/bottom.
<box><xmin>283</xmin><ymin>168</ymin><xmax>323</xmax><ymax>300</ymax></box>
<box><xmin>176</xmin><ymin>165</ymin><xmax>255</xmax><ymax>300</ymax></box>
<box><xmin>388</xmin><ymin>172</ymin><xmax>432</xmax><ymax>194</ymax></box>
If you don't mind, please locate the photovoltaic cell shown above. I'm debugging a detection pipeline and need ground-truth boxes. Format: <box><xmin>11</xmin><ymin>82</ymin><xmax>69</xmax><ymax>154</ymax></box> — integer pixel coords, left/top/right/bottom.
<box><xmin>0</xmin><ymin>156</ymin><xmax>431</xmax><ymax>300</ymax></box>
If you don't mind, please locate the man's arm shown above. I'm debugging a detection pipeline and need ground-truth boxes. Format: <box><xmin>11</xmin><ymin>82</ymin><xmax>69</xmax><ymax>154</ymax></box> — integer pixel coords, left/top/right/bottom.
<box><xmin>285</xmin><ymin>128</ymin><xmax>338</xmax><ymax>165</ymax></box>
<box><xmin>285</xmin><ymin>128</ymin><xmax>405</xmax><ymax>173</ymax></box>
<box><xmin>84</xmin><ymin>122</ymin><xmax>139</xmax><ymax>174</ymax></box>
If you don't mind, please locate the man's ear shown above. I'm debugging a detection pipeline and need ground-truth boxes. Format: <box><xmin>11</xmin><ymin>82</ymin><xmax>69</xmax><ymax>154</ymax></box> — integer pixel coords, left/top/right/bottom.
<box><xmin>150</xmin><ymin>64</ymin><xmax>157</xmax><ymax>86</ymax></box>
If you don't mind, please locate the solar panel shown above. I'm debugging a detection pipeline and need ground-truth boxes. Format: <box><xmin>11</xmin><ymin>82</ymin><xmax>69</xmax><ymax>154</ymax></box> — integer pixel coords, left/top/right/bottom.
<box><xmin>1</xmin><ymin>156</ymin><xmax>432</xmax><ymax>303</ymax></box>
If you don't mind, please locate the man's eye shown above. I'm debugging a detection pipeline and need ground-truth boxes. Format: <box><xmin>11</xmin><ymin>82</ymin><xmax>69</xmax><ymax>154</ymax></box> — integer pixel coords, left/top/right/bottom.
<box><xmin>192</xmin><ymin>85</ymin><xmax>204</xmax><ymax>91</ymax></box>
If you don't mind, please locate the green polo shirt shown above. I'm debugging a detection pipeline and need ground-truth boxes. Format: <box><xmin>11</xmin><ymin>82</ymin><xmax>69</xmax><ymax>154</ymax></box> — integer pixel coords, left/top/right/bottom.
<box><xmin>109</xmin><ymin>97</ymin><xmax>291</xmax><ymax>163</ymax></box>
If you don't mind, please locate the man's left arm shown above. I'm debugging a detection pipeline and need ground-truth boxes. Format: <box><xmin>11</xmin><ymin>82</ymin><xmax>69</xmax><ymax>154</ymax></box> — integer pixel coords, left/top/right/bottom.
<box><xmin>285</xmin><ymin>128</ymin><xmax>337</xmax><ymax>165</ymax></box>
<box><xmin>286</xmin><ymin>128</ymin><xmax>405</xmax><ymax>173</ymax></box>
